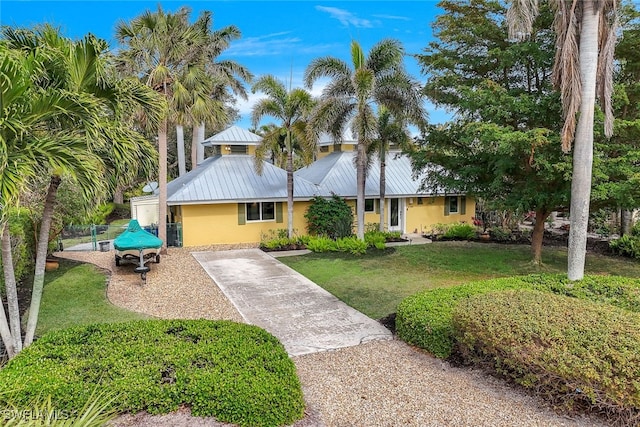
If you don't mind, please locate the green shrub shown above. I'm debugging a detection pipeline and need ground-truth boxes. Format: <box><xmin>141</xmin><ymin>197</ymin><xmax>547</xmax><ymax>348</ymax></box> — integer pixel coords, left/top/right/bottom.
<box><xmin>306</xmin><ymin>236</ymin><xmax>335</xmax><ymax>253</ymax></box>
<box><xmin>453</xmin><ymin>290</ymin><xmax>640</xmax><ymax>422</ymax></box>
<box><xmin>429</xmin><ymin>223</ymin><xmax>451</xmax><ymax>235</ymax></box>
<box><xmin>443</xmin><ymin>223</ymin><xmax>476</xmax><ymax>240</ymax></box>
<box><xmin>396</xmin><ymin>274</ymin><xmax>640</xmax><ymax>358</ymax></box>
<box><xmin>88</xmin><ymin>203</ymin><xmax>115</xmax><ymax>225</ymax></box>
<box><xmin>334</xmin><ymin>236</ymin><xmax>368</xmax><ymax>255</ymax></box>
<box><xmin>385</xmin><ymin>231</ymin><xmax>403</xmax><ymax>240</ymax></box>
<box><xmin>489</xmin><ymin>227</ymin><xmax>513</xmax><ymax>242</ymax></box>
<box><xmin>0</xmin><ymin>320</ymin><xmax>304</xmax><ymax>427</ymax></box>
<box><xmin>365</xmin><ymin>231</ymin><xmax>387</xmax><ymax>249</ymax></box>
<box><xmin>610</xmin><ymin>235</ymin><xmax>640</xmax><ymax>258</ymax></box>
<box><xmin>305</xmin><ymin>195</ymin><xmax>353</xmax><ymax>239</ymax></box>
<box><xmin>1</xmin><ymin>208</ymin><xmax>35</xmax><ymax>293</ymax></box>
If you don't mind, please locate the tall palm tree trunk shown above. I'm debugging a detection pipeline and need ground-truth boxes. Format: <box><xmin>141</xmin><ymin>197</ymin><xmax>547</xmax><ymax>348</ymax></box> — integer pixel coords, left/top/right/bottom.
<box><xmin>158</xmin><ymin>120</ymin><xmax>168</xmax><ymax>251</ymax></box>
<box><xmin>24</xmin><ymin>175</ymin><xmax>61</xmax><ymax>346</ymax></box>
<box><xmin>356</xmin><ymin>142</ymin><xmax>367</xmax><ymax>240</ymax></box>
<box><xmin>568</xmin><ymin>1</ymin><xmax>599</xmax><ymax>281</ymax></box>
<box><xmin>379</xmin><ymin>149</ymin><xmax>386</xmax><ymax>232</ymax></box>
<box><xmin>2</xmin><ymin>222</ymin><xmax>21</xmax><ymax>354</ymax></box>
<box><xmin>176</xmin><ymin>124</ymin><xmax>186</xmax><ymax>176</ymax></box>
<box><xmin>191</xmin><ymin>123</ymin><xmax>200</xmax><ymax>170</ymax></box>
<box><xmin>196</xmin><ymin>123</ymin><xmax>205</xmax><ymax>165</ymax></box>
<box><xmin>0</xmin><ymin>223</ymin><xmax>18</xmax><ymax>358</ymax></box>
<box><xmin>286</xmin><ymin>150</ymin><xmax>294</xmax><ymax>238</ymax></box>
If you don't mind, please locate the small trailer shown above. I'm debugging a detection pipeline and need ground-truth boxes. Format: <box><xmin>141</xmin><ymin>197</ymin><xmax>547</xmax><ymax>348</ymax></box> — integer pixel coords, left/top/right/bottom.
<box><xmin>114</xmin><ymin>219</ymin><xmax>162</xmax><ymax>282</ymax></box>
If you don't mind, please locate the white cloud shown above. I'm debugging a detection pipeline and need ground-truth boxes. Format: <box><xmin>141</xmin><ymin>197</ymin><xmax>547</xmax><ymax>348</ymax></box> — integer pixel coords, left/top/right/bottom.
<box><xmin>372</xmin><ymin>14</ymin><xmax>411</xmax><ymax>21</ymax></box>
<box><xmin>226</xmin><ymin>32</ymin><xmax>302</xmax><ymax>57</ymax></box>
<box><xmin>315</xmin><ymin>6</ymin><xmax>373</xmax><ymax>28</ymax></box>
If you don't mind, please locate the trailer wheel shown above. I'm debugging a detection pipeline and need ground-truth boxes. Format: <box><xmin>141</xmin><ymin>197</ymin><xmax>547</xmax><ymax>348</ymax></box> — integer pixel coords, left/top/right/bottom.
<box><xmin>115</xmin><ymin>257</ymin><xmax>120</xmax><ymax>266</ymax></box>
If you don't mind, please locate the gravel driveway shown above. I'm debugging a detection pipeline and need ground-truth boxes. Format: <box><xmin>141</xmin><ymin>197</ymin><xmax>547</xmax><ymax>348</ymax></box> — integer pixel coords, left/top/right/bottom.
<box><xmin>57</xmin><ymin>247</ymin><xmax>603</xmax><ymax>427</ymax></box>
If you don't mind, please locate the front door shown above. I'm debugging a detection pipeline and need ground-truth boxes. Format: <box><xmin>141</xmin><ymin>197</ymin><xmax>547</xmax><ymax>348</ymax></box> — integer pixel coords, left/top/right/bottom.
<box><xmin>388</xmin><ymin>198</ymin><xmax>403</xmax><ymax>232</ymax></box>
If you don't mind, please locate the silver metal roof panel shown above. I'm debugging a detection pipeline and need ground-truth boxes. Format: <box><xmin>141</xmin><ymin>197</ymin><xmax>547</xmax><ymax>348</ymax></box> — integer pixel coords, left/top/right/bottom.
<box><xmin>167</xmin><ymin>155</ymin><xmax>329</xmax><ymax>205</ymax></box>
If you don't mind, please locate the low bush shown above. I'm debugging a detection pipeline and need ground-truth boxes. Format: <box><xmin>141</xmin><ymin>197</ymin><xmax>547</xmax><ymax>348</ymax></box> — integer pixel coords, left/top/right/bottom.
<box><xmin>0</xmin><ymin>320</ymin><xmax>305</xmax><ymax>427</ymax></box>
<box><xmin>396</xmin><ymin>274</ymin><xmax>640</xmax><ymax>358</ymax></box>
<box><xmin>443</xmin><ymin>223</ymin><xmax>476</xmax><ymax>240</ymax></box>
<box><xmin>610</xmin><ymin>235</ymin><xmax>640</xmax><ymax>259</ymax></box>
<box><xmin>334</xmin><ymin>236</ymin><xmax>368</xmax><ymax>255</ymax></box>
<box><xmin>259</xmin><ymin>230</ymin><xmax>309</xmax><ymax>251</ymax></box>
<box><xmin>453</xmin><ymin>290</ymin><xmax>640</xmax><ymax>423</ymax></box>
<box><xmin>488</xmin><ymin>227</ymin><xmax>513</xmax><ymax>242</ymax></box>
<box><xmin>1</xmin><ymin>208</ymin><xmax>35</xmax><ymax>292</ymax></box>
<box><xmin>364</xmin><ymin>231</ymin><xmax>387</xmax><ymax>250</ymax></box>
<box><xmin>306</xmin><ymin>236</ymin><xmax>335</xmax><ymax>253</ymax></box>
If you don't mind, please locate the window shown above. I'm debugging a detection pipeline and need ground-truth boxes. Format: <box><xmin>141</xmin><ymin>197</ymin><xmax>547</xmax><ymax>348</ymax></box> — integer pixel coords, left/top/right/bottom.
<box><xmin>246</xmin><ymin>202</ymin><xmax>275</xmax><ymax>221</ymax></box>
<box><xmin>364</xmin><ymin>199</ymin><xmax>375</xmax><ymax>213</ymax></box>
<box><xmin>448</xmin><ymin>196</ymin><xmax>459</xmax><ymax>214</ymax></box>
<box><xmin>230</xmin><ymin>145</ymin><xmax>248</xmax><ymax>154</ymax></box>
<box><xmin>319</xmin><ymin>145</ymin><xmax>329</xmax><ymax>153</ymax></box>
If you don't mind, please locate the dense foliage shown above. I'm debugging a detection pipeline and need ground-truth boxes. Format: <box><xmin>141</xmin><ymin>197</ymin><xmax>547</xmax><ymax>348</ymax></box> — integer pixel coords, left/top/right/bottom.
<box><xmin>0</xmin><ymin>208</ymin><xmax>35</xmax><ymax>292</ymax></box>
<box><xmin>304</xmin><ymin>195</ymin><xmax>353</xmax><ymax>239</ymax></box>
<box><xmin>396</xmin><ymin>274</ymin><xmax>640</xmax><ymax>358</ymax></box>
<box><xmin>453</xmin><ymin>290</ymin><xmax>640</xmax><ymax>423</ymax></box>
<box><xmin>0</xmin><ymin>320</ymin><xmax>305</xmax><ymax>427</ymax></box>
<box><xmin>410</xmin><ymin>0</ymin><xmax>570</xmax><ymax>264</ymax></box>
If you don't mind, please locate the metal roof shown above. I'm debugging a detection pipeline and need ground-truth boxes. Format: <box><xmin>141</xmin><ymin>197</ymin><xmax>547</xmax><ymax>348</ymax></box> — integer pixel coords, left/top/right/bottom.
<box><xmin>295</xmin><ymin>151</ymin><xmax>443</xmax><ymax>198</ymax></box>
<box><xmin>167</xmin><ymin>155</ymin><xmax>329</xmax><ymax>205</ymax></box>
<box><xmin>202</xmin><ymin>125</ymin><xmax>262</xmax><ymax>147</ymax></box>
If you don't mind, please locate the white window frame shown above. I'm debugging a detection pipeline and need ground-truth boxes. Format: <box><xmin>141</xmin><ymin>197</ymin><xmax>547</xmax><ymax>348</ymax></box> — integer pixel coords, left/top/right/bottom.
<box><xmin>246</xmin><ymin>202</ymin><xmax>275</xmax><ymax>222</ymax></box>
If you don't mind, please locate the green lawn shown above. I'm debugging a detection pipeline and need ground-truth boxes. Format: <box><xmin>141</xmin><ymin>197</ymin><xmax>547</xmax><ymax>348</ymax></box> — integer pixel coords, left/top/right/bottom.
<box><xmin>38</xmin><ymin>259</ymin><xmax>149</xmax><ymax>336</ymax></box>
<box><xmin>279</xmin><ymin>241</ymin><xmax>640</xmax><ymax>319</ymax></box>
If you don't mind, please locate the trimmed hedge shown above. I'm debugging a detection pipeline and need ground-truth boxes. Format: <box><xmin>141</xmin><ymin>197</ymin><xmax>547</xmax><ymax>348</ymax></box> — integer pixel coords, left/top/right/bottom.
<box><xmin>453</xmin><ymin>290</ymin><xmax>640</xmax><ymax>422</ymax></box>
<box><xmin>396</xmin><ymin>274</ymin><xmax>640</xmax><ymax>358</ymax></box>
<box><xmin>0</xmin><ymin>320</ymin><xmax>304</xmax><ymax>427</ymax></box>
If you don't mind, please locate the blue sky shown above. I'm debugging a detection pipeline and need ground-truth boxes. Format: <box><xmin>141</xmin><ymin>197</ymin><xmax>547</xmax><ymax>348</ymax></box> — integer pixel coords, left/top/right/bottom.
<box><xmin>1</xmin><ymin>1</ymin><xmax>447</xmax><ymax>131</ymax></box>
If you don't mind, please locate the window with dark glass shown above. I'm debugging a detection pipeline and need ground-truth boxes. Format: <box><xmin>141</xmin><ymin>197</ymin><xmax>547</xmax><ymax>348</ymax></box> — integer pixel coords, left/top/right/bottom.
<box><xmin>364</xmin><ymin>199</ymin><xmax>375</xmax><ymax>213</ymax></box>
<box><xmin>448</xmin><ymin>196</ymin><xmax>459</xmax><ymax>214</ymax></box>
<box><xmin>246</xmin><ymin>202</ymin><xmax>275</xmax><ymax>221</ymax></box>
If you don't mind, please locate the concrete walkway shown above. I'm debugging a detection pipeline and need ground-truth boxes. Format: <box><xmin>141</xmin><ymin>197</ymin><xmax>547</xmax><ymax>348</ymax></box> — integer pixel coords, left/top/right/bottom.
<box><xmin>192</xmin><ymin>249</ymin><xmax>392</xmax><ymax>356</ymax></box>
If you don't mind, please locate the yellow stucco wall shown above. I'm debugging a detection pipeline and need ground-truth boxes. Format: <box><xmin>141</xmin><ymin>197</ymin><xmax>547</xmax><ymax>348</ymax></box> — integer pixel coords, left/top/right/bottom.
<box><xmin>180</xmin><ymin>201</ymin><xmax>312</xmax><ymax>246</ymax></box>
<box><xmin>179</xmin><ymin>196</ymin><xmax>475</xmax><ymax>246</ymax></box>
<box><xmin>405</xmin><ymin>196</ymin><xmax>476</xmax><ymax>234</ymax></box>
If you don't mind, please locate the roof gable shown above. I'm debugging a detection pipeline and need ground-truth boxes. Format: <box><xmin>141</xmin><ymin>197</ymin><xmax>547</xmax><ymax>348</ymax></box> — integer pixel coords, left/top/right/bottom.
<box><xmin>202</xmin><ymin>125</ymin><xmax>262</xmax><ymax>146</ymax></box>
<box><xmin>295</xmin><ymin>151</ymin><xmax>436</xmax><ymax>197</ymax></box>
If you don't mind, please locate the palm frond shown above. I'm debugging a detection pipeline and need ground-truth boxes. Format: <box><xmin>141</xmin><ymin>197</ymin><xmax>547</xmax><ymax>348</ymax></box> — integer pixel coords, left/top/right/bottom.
<box><xmin>507</xmin><ymin>0</ymin><xmax>540</xmax><ymax>41</ymax></box>
<box><xmin>596</xmin><ymin>0</ymin><xmax>618</xmax><ymax>138</ymax></box>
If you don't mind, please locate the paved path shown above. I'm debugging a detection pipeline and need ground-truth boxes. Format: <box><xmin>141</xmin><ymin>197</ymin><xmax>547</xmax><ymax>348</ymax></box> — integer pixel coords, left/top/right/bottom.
<box><xmin>192</xmin><ymin>249</ymin><xmax>392</xmax><ymax>356</ymax></box>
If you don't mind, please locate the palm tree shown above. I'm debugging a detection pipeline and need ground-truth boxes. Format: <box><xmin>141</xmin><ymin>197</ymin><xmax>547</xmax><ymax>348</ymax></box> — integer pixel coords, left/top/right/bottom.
<box><xmin>116</xmin><ymin>6</ymin><xmax>200</xmax><ymax>249</ymax></box>
<box><xmin>189</xmin><ymin>14</ymin><xmax>253</xmax><ymax>170</ymax></box>
<box><xmin>1</xmin><ymin>26</ymin><xmax>163</xmax><ymax>353</ymax></box>
<box><xmin>251</xmin><ymin>75</ymin><xmax>315</xmax><ymax>238</ymax></box>
<box><xmin>508</xmin><ymin>0</ymin><xmax>618</xmax><ymax>280</ymax></box>
<box><xmin>304</xmin><ymin>39</ymin><xmax>426</xmax><ymax>239</ymax></box>
<box><xmin>368</xmin><ymin>107</ymin><xmax>413</xmax><ymax>232</ymax></box>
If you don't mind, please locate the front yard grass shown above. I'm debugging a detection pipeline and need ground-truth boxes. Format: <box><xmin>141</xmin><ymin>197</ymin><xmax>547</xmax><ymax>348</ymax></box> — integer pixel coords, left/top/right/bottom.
<box><xmin>279</xmin><ymin>241</ymin><xmax>640</xmax><ymax>319</ymax></box>
<box><xmin>37</xmin><ymin>259</ymin><xmax>149</xmax><ymax>336</ymax></box>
